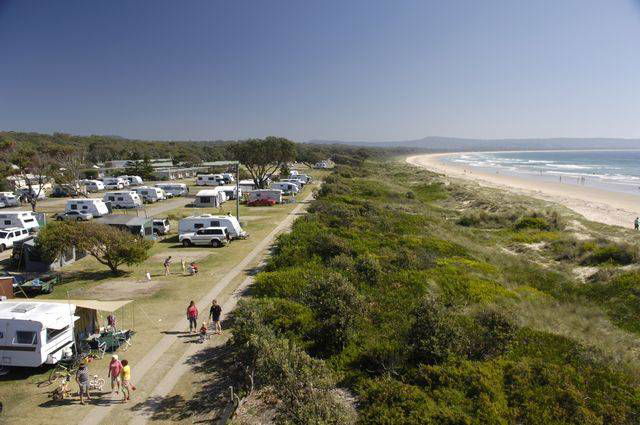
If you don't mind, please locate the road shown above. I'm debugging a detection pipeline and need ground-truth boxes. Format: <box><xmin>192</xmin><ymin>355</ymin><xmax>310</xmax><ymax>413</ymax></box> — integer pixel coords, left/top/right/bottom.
<box><xmin>79</xmin><ymin>191</ymin><xmax>315</xmax><ymax>425</ymax></box>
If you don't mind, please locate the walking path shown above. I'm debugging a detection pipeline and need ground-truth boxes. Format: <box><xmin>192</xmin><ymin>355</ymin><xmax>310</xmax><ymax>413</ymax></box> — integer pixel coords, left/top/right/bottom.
<box><xmin>80</xmin><ymin>192</ymin><xmax>314</xmax><ymax>425</ymax></box>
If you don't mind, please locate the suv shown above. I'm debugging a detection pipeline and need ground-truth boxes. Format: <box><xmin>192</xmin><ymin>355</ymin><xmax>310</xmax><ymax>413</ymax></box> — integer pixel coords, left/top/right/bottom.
<box><xmin>153</xmin><ymin>218</ymin><xmax>171</xmax><ymax>235</ymax></box>
<box><xmin>0</xmin><ymin>227</ymin><xmax>31</xmax><ymax>252</ymax></box>
<box><xmin>179</xmin><ymin>227</ymin><xmax>229</xmax><ymax>248</ymax></box>
<box><xmin>55</xmin><ymin>211</ymin><xmax>93</xmax><ymax>222</ymax></box>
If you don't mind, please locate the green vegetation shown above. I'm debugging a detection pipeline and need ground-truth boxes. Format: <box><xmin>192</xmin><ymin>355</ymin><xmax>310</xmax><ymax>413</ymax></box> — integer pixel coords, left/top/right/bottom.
<box><xmin>230</xmin><ymin>160</ymin><xmax>640</xmax><ymax>423</ymax></box>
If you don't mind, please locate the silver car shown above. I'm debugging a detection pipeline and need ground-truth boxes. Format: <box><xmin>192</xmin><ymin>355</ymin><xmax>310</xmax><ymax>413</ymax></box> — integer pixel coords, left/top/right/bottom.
<box><xmin>56</xmin><ymin>211</ymin><xmax>94</xmax><ymax>222</ymax></box>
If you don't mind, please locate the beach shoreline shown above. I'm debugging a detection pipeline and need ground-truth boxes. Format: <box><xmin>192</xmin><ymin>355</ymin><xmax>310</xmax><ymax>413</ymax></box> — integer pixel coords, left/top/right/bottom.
<box><xmin>407</xmin><ymin>153</ymin><xmax>640</xmax><ymax>229</ymax></box>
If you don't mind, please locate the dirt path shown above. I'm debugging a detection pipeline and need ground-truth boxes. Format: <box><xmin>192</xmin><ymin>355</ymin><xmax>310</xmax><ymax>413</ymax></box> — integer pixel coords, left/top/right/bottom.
<box><xmin>79</xmin><ymin>193</ymin><xmax>314</xmax><ymax>425</ymax></box>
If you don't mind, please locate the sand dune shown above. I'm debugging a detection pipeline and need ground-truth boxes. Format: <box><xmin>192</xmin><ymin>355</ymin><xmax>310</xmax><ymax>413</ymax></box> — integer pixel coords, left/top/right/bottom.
<box><xmin>407</xmin><ymin>153</ymin><xmax>640</xmax><ymax>229</ymax></box>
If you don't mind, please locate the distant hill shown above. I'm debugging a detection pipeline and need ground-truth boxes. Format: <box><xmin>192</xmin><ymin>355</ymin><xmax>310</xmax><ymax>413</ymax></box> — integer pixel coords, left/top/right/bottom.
<box><xmin>307</xmin><ymin>136</ymin><xmax>640</xmax><ymax>152</ymax></box>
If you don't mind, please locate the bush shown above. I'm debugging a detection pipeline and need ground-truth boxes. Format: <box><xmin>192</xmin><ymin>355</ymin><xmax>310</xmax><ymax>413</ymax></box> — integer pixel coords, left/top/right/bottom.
<box><xmin>514</xmin><ymin>216</ymin><xmax>551</xmax><ymax>231</ymax></box>
<box><xmin>468</xmin><ymin>309</ymin><xmax>518</xmax><ymax>360</ymax></box>
<box><xmin>582</xmin><ymin>244</ymin><xmax>637</xmax><ymax>266</ymax></box>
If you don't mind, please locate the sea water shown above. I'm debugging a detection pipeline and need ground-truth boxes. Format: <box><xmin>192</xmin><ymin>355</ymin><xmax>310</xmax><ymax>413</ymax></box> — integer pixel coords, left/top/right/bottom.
<box><xmin>443</xmin><ymin>150</ymin><xmax>640</xmax><ymax>196</ymax></box>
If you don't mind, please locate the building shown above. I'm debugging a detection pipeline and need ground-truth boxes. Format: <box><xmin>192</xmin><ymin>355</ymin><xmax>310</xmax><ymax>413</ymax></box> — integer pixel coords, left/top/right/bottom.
<box><xmin>95</xmin><ymin>215</ymin><xmax>154</xmax><ymax>239</ymax></box>
<box><xmin>153</xmin><ymin>167</ymin><xmax>206</xmax><ymax>180</ymax></box>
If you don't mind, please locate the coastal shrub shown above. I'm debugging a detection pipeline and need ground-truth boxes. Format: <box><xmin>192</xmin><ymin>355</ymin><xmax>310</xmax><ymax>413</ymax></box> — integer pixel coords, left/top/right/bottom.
<box><xmin>355</xmin><ymin>254</ymin><xmax>382</xmax><ymax>285</ymax></box>
<box><xmin>457</xmin><ymin>210</ymin><xmax>520</xmax><ymax>228</ymax></box>
<box><xmin>468</xmin><ymin>309</ymin><xmax>518</xmax><ymax>360</ymax></box>
<box><xmin>514</xmin><ymin>216</ymin><xmax>551</xmax><ymax>231</ymax></box>
<box><xmin>252</xmin><ymin>267</ymin><xmax>315</xmax><ymax>299</ymax></box>
<box><xmin>580</xmin><ymin>271</ymin><xmax>640</xmax><ymax>333</ymax></box>
<box><xmin>232</xmin><ymin>298</ymin><xmax>314</xmax><ymax>343</ymax></box>
<box><xmin>582</xmin><ymin>243</ymin><xmax>637</xmax><ymax>266</ymax></box>
<box><xmin>411</xmin><ymin>182</ymin><xmax>448</xmax><ymax>202</ymax></box>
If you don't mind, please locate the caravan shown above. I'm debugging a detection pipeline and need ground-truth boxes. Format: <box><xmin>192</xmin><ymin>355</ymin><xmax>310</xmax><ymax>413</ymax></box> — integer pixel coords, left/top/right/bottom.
<box><xmin>194</xmin><ymin>189</ymin><xmax>226</xmax><ymax>208</ymax></box>
<box><xmin>0</xmin><ymin>211</ymin><xmax>40</xmax><ymax>233</ymax></box>
<box><xmin>218</xmin><ymin>185</ymin><xmax>242</xmax><ymax>200</ymax></box>
<box><xmin>248</xmin><ymin>189</ymin><xmax>283</xmax><ymax>206</ymax></box>
<box><xmin>135</xmin><ymin>186</ymin><xmax>166</xmax><ymax>203</ymax></box>
<box><xmin>178</xmin><ymin>214</ymin><xmax>247</xmax><ymax>239</ymax></box>
<box><xmin>271</xmin><ymin>182</ymin><xmax>300</xmax><ymax>195</ymax></box>
<box><xmin>16</xmin><ymin>186</ymin><xmax>47</xmax><ymax>200</ymax></box>
<box><xmin>0</xmin><ymin>301</ymin><xmax>77</xmax><ymax>367</ymax></box>
<box><xmin>0</xmin><ymin>192</ymin><xmax>20</xmax><ymax>208</ymax></box>
<box><xmin>65</xmin><ymin>199</ymin><xmax>110</xmax><ymax>217</ymax></box>
<box><xmin>120</xmin><ymin>175</ymin><xmax>144</xmax><ymax>186</ymax></box>
<box><xmin>102</xmin><ymin>177</ymin><xmax>126</xmax><ymax>190</ymax></box>
<box><xmin>103</xmin><ymin>191</ymin><xmax>143</xmax><ymax>209</ymax></box>
<box><xmin>155</xmin><ymin>183</ymin><xmax>188</xmax><ymax>197</ymax></box>
<box><xmin>196</xmin><ymin>174</ymin><xmax>225</xmax><ymax>186</ymax></box>
<box><xmin>83</xmin><ymin>180</ymin><xmax>105</xmax><ymax>192</ymax></box>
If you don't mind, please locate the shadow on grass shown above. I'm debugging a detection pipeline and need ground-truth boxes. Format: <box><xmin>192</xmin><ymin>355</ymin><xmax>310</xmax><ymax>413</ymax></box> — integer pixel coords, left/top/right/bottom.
<box><xmin>130</xmin><ymin>344</ymin><xmax>242</xmax><ymax>422</ymax></box>
<box><xmin>62</xmin><ymin>269</ymin><xmax>124</xmax><ymax>284</ymax></box>
<box><xmin>159</xmin><ymin>235</ymin><xmax>179</xmax><ymax>244</ymax></box>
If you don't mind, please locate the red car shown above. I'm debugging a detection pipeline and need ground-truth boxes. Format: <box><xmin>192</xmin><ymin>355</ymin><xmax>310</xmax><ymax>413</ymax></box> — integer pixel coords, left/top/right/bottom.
<box><xmin>247</xmin><ymin>198</ymin><xmax>276</xmax><ymax>207</ymax></box>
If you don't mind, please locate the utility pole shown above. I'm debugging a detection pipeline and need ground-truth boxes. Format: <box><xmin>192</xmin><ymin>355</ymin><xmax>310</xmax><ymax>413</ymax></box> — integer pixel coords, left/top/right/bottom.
<box><xmin>236</xmin><ymin>161</ymin><xmax>240</xmax><ymax>221</ymax></box>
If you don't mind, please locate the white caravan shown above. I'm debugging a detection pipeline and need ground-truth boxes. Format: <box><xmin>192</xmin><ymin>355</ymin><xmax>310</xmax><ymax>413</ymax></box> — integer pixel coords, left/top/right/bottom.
<box><xmin>0</xmin><ymin>192</ymin><xmax>20</xmax><ymax>207</ymax></box>
<box><xmin>102</xmin><ymin>177</ymin><xmax>126</xmax><ymax>190</ymax></box>
<box><xmin>196</xmin><ymin>174</ymin><xmax>225</xmax><ymax>186</ymax></box>
<box><xmin>103</xmin><ymin>191</ymin><xmax>143</xmax><ymax>209</ymax></box>
<box><xmin>83</xmin><ymin>180</ymin><xmax>105</xmax><ymax>192</ymax></box>
<box><xmin>271</xmin><ymin>182</ymin><xmax>300</xmax><ymax>195</ymax></box>
<box><xmin>280</xmin><ymin>178</ymin><xmax>306</xmax><ymax>188</ymax></box>
<box><xmin>289</xmin><ymin>172</ymin><xmax>311</xmax><ymax>184</ymax></box>
<box><xmin>248</xmin><ymin>189</ymin><xmax>283</xmax><ymax>204</ymax></box>
<box><xmin>178</xmin><ymin>214</ymin><xmax>247</xmax><ymax>239</ymax></box>
<box><xmin>155</xmin><ymin>183</ymin><xmax>188</xmax><ymax>197</ymax></box>
<box><xmin>221</xmin><ymin>173</ymin><xmax>236</xmax><ymax>183</ymax></box>
<box><xmin>120</xmin><ymin>175</ymin><xmax>143</xmax><ymax>186</ymax></box>
<box><xmin>218</xmin><ymin>185</ymin><xmax>242</xmax><ymax>200</ymax></box>
<box><xmin>194</xmin><ymin>189</ymin><xmax>226</xmax><ymax>207</ymax></box>
<box><xmin>65</xmin><ymin>198</ymin><xmax>110</xmax><ymax>217</ymax></box>
<box><xmin>16</xmin><ymin>186</ymin><xmax>47</xmax><ymax>200</ymax></box>
<box><xmin>135</xmin><ymin>186</ymin><xmax>166</xmax><ymax>203</ymax></box>
<box><xmin>0</xmin><ymin>211</ymin><xmax>40</xmax><ymax>233</ymax></box>
<box><xmin>0</xmin><ymin>301</ymin><xmax>77</xmax><ymax>367</ymax></box>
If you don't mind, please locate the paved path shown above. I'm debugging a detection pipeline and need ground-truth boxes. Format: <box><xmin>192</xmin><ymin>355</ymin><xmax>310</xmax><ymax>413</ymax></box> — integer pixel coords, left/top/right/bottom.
<box><xmin>80</xmin><ymin>193</ymin><xmax>314</xmax><ymax>425</ymax></box>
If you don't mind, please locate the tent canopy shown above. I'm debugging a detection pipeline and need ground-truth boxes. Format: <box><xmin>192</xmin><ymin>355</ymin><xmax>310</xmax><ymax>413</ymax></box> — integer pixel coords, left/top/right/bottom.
<box><xmin>38</xmin><ymin>299</ymin><xmax>132</xmax><ymax>312</ymax></box>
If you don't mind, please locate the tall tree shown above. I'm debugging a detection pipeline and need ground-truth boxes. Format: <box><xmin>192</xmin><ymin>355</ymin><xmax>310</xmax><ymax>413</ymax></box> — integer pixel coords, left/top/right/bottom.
<box><xmin>5</xmin><ymin>144</ymin><xmax>57</xmax><ymax>211</ymax></box>
<box><xmin>229</xmin><ymin>137</ymin><xmax>297</xmax><ymax>189</ymax></box>
<box><xmin>50</xmin><ymin>145</ymin><xmax>88</xmax><ymax>196</ymax></box>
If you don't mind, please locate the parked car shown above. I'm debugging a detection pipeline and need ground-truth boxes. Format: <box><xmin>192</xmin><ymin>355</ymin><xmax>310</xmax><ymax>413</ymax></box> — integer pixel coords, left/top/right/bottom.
<box><xmin>0</xmin><ymin>227</ymin><xmax>31</xmax><ymax>252</ymax></box>
<box><xmin>55</xmin><ymin>211</ymin><xmax>93</xmax><ymax>222</ymax></box>
<box><xmin>247</xmin><ymin>198</ymin><xmax>276</xmax><ymax>207</ymax></box>
<box><xmin>152</xmin><ymin>218</ymin><xmax>171</xmax><ymax>235</ymax></box>
<box><xmin>179</xmin><ymin>227</ymin><xmax>229</xmax><ymax>247</ymax></box>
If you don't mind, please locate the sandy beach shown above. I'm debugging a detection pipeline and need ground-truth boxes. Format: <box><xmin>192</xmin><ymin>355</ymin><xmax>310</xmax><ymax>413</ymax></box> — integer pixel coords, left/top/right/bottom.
<box><xmin>407</xmin><ymin>153</ymin><xmax>640</xmax><ymax>229</ymax></box>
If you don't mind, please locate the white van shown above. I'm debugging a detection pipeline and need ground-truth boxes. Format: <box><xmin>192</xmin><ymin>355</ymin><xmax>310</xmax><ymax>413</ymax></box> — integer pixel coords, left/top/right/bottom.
<box><xmin>155</xmin><ymin>183</ymin><xmax>188</xmax><ymax>197</ymax></box>
<box><xmin>0</xmin><ymin>301</ymin><xmax>77</xmax><ymax>367</ymax></box>
<box><xmin>84</xmin><ymin>180</ymin><xmax>105</xmax><ymax>192</ymax></box>
<box><xmin>0</xmin><ymin>192</ymin><xmax>20</xmax><ymax>207</ymax></box>
<box><xmin>0</xmin><ymin>227</ymin><xmax>31</xmax><ymax>252</ymax></box>
<box><xmin>65</xmin><ymin>198</ymin><xmax>110</xmax><ymax>217</ymax></box>
<box><xmin>178</xmin><ymin>214</ymin><xmax>247</xmax><ymax>239</ymax></box>
<box><xmin>120</xmin><ymin>175</ymin><xmax>143</xmax><ymax>186</ymax></box>
<box><xmin>135</xmin><ymin>186</ymin><xmax>166</xmax><ymax>203</ymax></box>
<box><xmin>103</xmin><ymin>177</ymin><xmax>126</xmax><ymax>190</ymax></box>
<box><xmin>196</xmin><ymin>174</ymin><xmax>225</xmax><ymax>186</ymax></box>
<box><xmin>103</xmin><ymin>191</ymin><xmax>143</xmax><ymax>209</ymax></box>
<box><xmin>0</xmin><ymin>211</ymin><xmax>40</xmax><ymax>233</ymax></box>
<box><xmin>271</xmin><ymin>182</ymin><xmax>300</xmax><ymax>195</ymax></box>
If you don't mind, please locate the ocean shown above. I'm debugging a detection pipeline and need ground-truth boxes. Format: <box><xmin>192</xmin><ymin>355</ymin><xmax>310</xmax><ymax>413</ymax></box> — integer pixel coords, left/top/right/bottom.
<box><xmin>443</xmin><ymin>150</ymin><xmax>640</xmax><ymax>196</ymax></box>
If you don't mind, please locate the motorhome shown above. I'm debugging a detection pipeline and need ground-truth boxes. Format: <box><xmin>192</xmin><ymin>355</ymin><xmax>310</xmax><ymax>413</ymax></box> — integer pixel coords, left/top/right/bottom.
<box><xmin>120</xmin><ymin>175</ymin><xmax>144</xmax><ymax>186</ymax></box>
<box><xmin>280</xmin><ymin>178</ymin><xmax>306</xmax><ymax>188</ymax></box>
<box><xmin>102</xmin><ymin>177</ymin><xmax>126</xmax><ymax>190</ymax></box>
<box><xmin>0</xmin><ymin>211</ymin><xmax>40</xmax><ymax>233</ymax></box>
<box><xmin>134</xmin><ymin>186</ymin><xmax>166</xmax><ymax>203</ymax></box>
<box><xmin>103</xmin><ymin>191</ymin><xmax>143</xmax><ymax>209</ymax></box>
<box><xmin>218</xmin><ymin>185</ymin><xmax>242</xmax><ymax>200</ymax></box>
<box><xmin>248</xmin><ymin>189</ymin><xmax>283</xmax><ymax>205</ymax></box>
<box><xmin>271</xmin><ymin>182</ymin><xmax>300</xmax><ymax>195</ymax></box>
<box><xmin>178</xmin><ymin>214</ymin><xmax>247</xmax><ymax>239</ymax></box>
<box><xmin>83</xmin><ymin>180</ymin><xmax>105</xmax><ymax>192</ymax></box>
<box><xmin>193</xmin><ymin>189</ymin><xmax>226</xmax><ymax>207</ymax></box>
<box><xmin>0</xmin><ymin>192</ymin><xmax>20</xmax><ymax>207</ymax></box>
<box><xmin>0</xmin><ymin>301</ymin><xmax>77</xmax><ymax>367</ymax></box>
<box><xmin>65</xmin><ymin>198</ymin><xmax>110</xmax><ymax>217</ymax></box>
<box><xmin>155</xmin><ymin>183</ymin><xmax>188</xmax><ymax>197</ymax></box>
<box><xmin>196</xmin><ymin>174</ymin><xmax>225</xmax><ymax>186</ymax></box>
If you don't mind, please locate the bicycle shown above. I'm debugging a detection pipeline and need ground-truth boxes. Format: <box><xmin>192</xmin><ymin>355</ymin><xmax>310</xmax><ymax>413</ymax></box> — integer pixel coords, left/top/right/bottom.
<box><xmin>89</xmin><ymin>375</ymin><xmax>105</xmax><ymax>391</ymax></box>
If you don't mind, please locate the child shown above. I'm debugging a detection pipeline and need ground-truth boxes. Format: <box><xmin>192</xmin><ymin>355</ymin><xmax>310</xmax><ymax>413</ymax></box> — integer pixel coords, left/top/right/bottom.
<box><xmin>120</xmin><ymin>359</ymin><xmax>132</xmax><ymax>402</ymax></box>
<box><xmin>198</xmin><ymin>322</ymin><xmax>208</xmax><ymax>343</ymax></box>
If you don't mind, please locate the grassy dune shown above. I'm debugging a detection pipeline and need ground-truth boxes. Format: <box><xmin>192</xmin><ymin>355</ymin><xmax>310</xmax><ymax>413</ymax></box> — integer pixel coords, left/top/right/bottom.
<box><xmin>229</xmin><ymin>160</ymin><xmax>640</xmax><ymax>424</ymax></box>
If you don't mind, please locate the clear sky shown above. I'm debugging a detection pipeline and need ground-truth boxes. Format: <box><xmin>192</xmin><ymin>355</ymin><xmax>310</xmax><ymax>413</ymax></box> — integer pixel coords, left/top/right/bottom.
<box><xmin>1</xmin><ymin>0</ymin><xmax>640</xmax><ymax>142</ymax></box>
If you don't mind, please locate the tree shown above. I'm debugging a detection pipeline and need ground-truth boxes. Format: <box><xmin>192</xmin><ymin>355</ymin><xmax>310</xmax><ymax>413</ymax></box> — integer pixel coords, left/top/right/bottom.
<box><xmin>50</xmin><ymin>145</ymin><xmax>88</xmax><ymax>197</ymax></box>
<box><xmin>296</xmin><ymin>144</ymin><xmax>326</xmax><ymax>168</ymax></box>
<box><xmin>229</xmin><ymin>137</ymin><xmax>297</xmax><ymax>188</ymax></box>
<box><xmin>5</xmin><ymin>144</ymin><xmax>57</xmax><ymax>211</ymax></box>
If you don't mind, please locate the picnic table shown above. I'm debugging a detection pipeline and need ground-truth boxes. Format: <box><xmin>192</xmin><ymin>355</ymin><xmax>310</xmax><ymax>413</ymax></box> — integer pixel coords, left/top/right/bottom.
<box><xmin>84</xmin><ymin>329</ymin><xmax>134</xmax><ymax>357</ymax></box>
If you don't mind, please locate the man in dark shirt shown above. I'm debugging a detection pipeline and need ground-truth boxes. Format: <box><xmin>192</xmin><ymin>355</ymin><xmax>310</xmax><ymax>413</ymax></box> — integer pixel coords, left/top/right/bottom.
<box><xmin>209</xmin><ymin>299</ymin><xmax>223</xmax><ymax>335</ymax></box>
<box><xmin>76</xmin><ymin>362</ymin><xmax>91</xmax><ymax>405</ymax></box>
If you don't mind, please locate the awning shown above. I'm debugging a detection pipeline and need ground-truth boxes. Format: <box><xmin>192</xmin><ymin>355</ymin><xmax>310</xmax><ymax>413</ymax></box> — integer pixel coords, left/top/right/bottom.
<box><xmin>38</xmin><ymin>299</ymin><xmax>133</xmax><ymax>312</ymax></box>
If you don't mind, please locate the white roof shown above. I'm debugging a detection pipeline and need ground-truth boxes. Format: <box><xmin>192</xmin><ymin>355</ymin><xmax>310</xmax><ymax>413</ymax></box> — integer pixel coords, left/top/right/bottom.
<box><xmin>0</xmin><ymin>211</ymin><xmax>35</xmax><ymax>216</ymax></box>
<box><xmin>0</xmin><ymin>227</ymin><xmax>24</xmax><ymax>232</ymax></box>
<box><xmin>217</xmin><ymin>185</ymin><xmax>239</xmax><ymax>191</ymax></box>
<box><xmin>38</xmin><ymin>299</ymin><xmax>132</xmax><ymax>312</ymax></box>
<box><xmin>196</xmin><ymin>189</ymin><xmax>222</xmax><ymax>197</ymax></box>
<box><xmin>183</xmin><ymin>214</ymin><xmax>237</xmax><ymax>221</ymax></box>
<box><xmin>0</xmin><ymin>301</ymin><xmax>76</xmax><ymax>327</ymax></box>
<box><xmin>68</xmin><ymin>198</ymin><xmax>104</xmax><ymax>203</ymax></box>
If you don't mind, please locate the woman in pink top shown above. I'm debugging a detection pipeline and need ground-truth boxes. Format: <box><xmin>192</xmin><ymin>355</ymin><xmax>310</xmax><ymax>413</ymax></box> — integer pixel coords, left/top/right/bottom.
<box><xmin>187</xmin><ymin>301</ymin><xmax>198</xmax><ymax>333</ymax></box>
<box><xmin>108</xmin><ymin>354</ymin><xmax>123</xmax><ymax>395</ymax></box>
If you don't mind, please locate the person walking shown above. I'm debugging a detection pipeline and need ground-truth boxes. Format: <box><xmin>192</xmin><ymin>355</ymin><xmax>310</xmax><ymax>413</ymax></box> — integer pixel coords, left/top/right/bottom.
<box><xmin>163</xmin><ymin>256</ymin><xmax>172</xmax><ymax>276</ymax></box>
<box><xmin>635</xmin><ymin>217</ymin><xmax>639</xmax><ymax>231</ymax></box>
<box><xmin>209</xmin><ymin>299</ymin><xmax>222</xmax><ymax>335</ymax></box>
<box><xmin>187</xmin><ymin>301</ymin><xmax>199</xmax><ymax>333</ymax></box>
<box><xmin>76</xmin><ymin>361</ymin><xmax>91</xmax><ymax>405</ymax></box>
<box><xmin>120</xmin><ymin>359</ymin><xmax>132</xmax><ymax>402</ymax></box>
<box><xmin>181</xmin><ymin>257</ymin><xmax>186</xmax><ymax>273</ymax></box>
<box><xmin>108</xmin><ymin>354</ymin><xmax>123</xmax><ymax>396</ymax></box>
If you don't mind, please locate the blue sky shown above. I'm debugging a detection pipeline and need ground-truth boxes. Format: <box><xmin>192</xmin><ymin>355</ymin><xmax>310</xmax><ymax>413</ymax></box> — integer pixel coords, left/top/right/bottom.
<box><xmin>1</xmin><ymin>0</ymin><xmax>640</xmax><ymax>142</ymax></box>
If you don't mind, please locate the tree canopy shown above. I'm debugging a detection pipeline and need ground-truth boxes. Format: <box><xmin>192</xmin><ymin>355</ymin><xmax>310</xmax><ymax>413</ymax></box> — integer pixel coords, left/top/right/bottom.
<box><xmin>229</xmin><ymin>137</ymin><xmax>297</xmax><ymax>188</ymax></box>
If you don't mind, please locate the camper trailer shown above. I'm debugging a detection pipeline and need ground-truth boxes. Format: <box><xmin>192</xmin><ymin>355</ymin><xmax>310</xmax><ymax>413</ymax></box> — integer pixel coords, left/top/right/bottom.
<box><xmin>178</xmin><ymin>214</ymin><xmax>247</xmax><ymax>239</ymax></box>
<box><xmin>0</xmin><ymin>211</ymin><xmax>40</xmax><ymax>233</ymax></box>
<box><xmin>16</xmin><ymin>186</ymin><xmax>47</xmax><ymax>200</ymax></box>
<box><xmin>280</xmin><ymin>178</ymin><xmax>306</xmax><ymax>188</ymax></box>
<box><xmin>65</xmin><ymin>198</ymin><xmax>110</xmax><ymax>217</ymax></box>
<box><xmin>194</xmin><ymin>189</ymin><xmax>226</xmax><ymax>208</ymax></box>
<box><xmin>120</xmin><ymin>175</ymin><xmax>144</xmax><ymax>186</ymax></box>
<box><xmin>135</xmin><ymin>186</ymin><xmax>166</xmax><ymax>203</ymax></box>
<box><xmin>155</xmin><ymin>183</ymin><xmax>188</xmax><ymax>197</ymax></box>
<box><xmin>103</xmin><ymin>191</ymin><xmax>143</xmax><ymax>209</ymax></box>
<box><xmin>271</xmin><ymin>182</ymin><xmax>300</xmax><ymax>195</ymax></box>
<box><xmin>289</xmin><ymin>172</ymin><xmax>311</xmax><ymax>184</ymax></box>
<box><xmin>218</xmin><ymin>185</ymin><xmax>242</xmax><ymax>200</ymax></box>
<box><xmin>248</xmin><ymin>189</ymin><xmax>283</xmax><ymax>205</ymax></box>
<box><xmin>0</xmin><ymin>301</ymin><xmax>77</xmax><ymax>367</ymax></box>
<box><xmin>83</xmin><ymin>180</ymin><xmax>105</xmax><ymax>192</ymax></box>
<box><xmin>0</xmin><ymin>192</ymin><xmax>20</xmax><ymax>208</ymax></box>
<box><xmin>221</xmin><ymin>173</ymin><xmax>236</xmax><ymax>183</ymax></box>
<box><xmin>102</xmin><ymin>177</ymin><xmax>126</xmax><ymax>190</ymax></box>
<box><xmin>196</xmin><ymin>174</ymin><xmax>225</xmax><ymax>186</ymax></box>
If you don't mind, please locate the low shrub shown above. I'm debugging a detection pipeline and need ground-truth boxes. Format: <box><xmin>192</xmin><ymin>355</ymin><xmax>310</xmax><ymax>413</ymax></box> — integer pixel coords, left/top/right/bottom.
<box><xmin>514</xmin><ymin>216</ymin><xmax>551</xmax><ymax>231</ymax></box>
<box><xmin>582</xmin><ymin>244</ymin><xmax>637</xmax><ymax>266</ymax></box>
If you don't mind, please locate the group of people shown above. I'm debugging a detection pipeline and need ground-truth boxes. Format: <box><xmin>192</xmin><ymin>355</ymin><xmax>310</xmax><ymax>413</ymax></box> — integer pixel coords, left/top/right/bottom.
<box><xmin>187</xmin><ymin>299</ymin><xmax>223</xmax><ymax>342</ymax></box>
<box><xmin>163</xmin><ymin>256</ymin><xmax>199</xmax><ymax>276</ymax></box>
<box><xmin>73</xmin><ymin>354</ymin><xmax>133</xmax><ymax>405</ymax></box>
